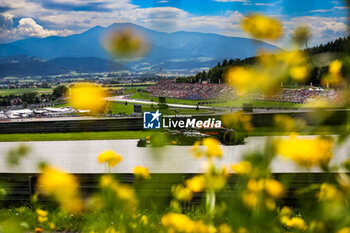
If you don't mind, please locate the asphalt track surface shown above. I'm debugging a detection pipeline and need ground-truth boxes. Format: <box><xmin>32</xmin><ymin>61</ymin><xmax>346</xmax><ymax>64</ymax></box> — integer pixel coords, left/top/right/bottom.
<box><xmin>0</xmin><ymin>135</ymin><xmax>349</xmax><ymax>174</ymax></box>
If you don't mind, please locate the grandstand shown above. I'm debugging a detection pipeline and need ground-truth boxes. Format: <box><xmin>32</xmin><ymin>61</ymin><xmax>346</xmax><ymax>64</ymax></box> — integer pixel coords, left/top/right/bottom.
<box><xmin>146</xmin><ymin>80</ymin><xmax>233</xmax><ymax>100</ymax></box>
<box><xmin>147</xmin><ymin>80</ymin><xmax>341</xmax><ymax>104</ymax></box>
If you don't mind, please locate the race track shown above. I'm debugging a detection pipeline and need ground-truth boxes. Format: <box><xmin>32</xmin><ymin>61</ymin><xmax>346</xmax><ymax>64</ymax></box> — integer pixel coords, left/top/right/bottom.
<box><xmin>0</xmin><ymin>136</ymin><xmax>349</xmax><ymax>173</ymax></box>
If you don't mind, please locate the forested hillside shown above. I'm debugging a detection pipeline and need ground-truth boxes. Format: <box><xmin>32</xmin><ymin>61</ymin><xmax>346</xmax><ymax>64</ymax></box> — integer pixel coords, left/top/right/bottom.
<box><xmin>178</xmin><ymin>36</ymin><xmax>350</xmax><ymax>85</ymax></box>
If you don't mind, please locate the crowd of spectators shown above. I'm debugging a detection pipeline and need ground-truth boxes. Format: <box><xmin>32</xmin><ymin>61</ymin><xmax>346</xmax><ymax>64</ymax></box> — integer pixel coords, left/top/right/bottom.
<box><xmin>147</xmin><ymin>80</ymin><xmax>341</xmax><ymax>104</ymax></box>
<box><xmin>249</xmin><ymin>88</ymin><xmax>341</xmax><ymax>104</ymax></box>
<box><xmin>146</xmin><ymin>80</ymin><xmax>233</xmax><ymax>100</ymax></box>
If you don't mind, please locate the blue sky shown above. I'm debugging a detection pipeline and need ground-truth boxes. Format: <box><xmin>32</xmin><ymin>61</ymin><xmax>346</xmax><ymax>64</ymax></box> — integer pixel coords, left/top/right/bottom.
<box><xmin>0</xmin><ymin>0</ymin><xmax>348</xmax><ymax>47</ymax></box>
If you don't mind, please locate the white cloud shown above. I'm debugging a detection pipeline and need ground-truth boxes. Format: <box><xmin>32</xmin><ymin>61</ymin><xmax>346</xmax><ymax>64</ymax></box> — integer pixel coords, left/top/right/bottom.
<box><xmin>0</xmin><ymin>14</ymin><xmax>72</xmax><ymax>42</ymax></box>
<box><xmin>255</xmin><ymin>3</ymin><xmax>275</xmax><ymax>6</ymax></box>
<box><xmin>284</xmin><ymin>16</ymin><xmax>348</xmax><ymax>46</ymax></box>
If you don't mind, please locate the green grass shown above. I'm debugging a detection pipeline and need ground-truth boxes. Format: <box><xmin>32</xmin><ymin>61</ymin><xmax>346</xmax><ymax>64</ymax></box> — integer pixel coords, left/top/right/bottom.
<box><xmin>107</xmin><ymin>102</ymin><xmax>211</xmax><ymax>115</ymax></box>
<box><xmin>130</xmin><ymin>92</ymin><xmax>207</xmax><ymax>105</ymax></box>
<box><xmin>0</xmin><ymin>131</ymin><xmax>152</xmax><ymax>142</ymax></box>
<box><xmin>0</xmin><ymin>88</ymin><xmax>52</xmax><ymax>96</ymax></box>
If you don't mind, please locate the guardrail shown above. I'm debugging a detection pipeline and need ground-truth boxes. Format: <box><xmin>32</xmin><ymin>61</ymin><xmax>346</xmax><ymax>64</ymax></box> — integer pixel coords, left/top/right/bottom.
<box><xmin>0</xmin><ymin>173</ymin><xmax>338</xmax><ymax>206</ymax></box>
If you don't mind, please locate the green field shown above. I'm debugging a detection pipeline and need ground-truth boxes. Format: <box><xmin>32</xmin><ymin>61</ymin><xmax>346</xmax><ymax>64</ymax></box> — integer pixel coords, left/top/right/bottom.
<box><xmin>0</xmin><ymin>88</ymin><xmax>52</xmax><ymax>95</ymax></box>
<box><xmin>0</xmin><ymin>131</ymin><xmax>152</xmax><ymax>142</ymax></box>
<box><xmin>107</xmin><ymin>102</ymin><xmax>211</xmax><ymax>115</ymax></box>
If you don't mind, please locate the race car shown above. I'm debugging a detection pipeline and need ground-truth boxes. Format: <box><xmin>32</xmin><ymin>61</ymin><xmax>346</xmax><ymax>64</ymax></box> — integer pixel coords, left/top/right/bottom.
<box><xmin>137</xmin><ymin>128</ymin><xmax>247</xmax><ymax>147</ymax></box>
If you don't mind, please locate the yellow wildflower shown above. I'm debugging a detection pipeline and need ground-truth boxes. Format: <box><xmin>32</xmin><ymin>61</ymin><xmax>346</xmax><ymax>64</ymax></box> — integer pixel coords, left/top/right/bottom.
<box><xmin>222</xmin><ymin>111</ymin><xmax>253</xmax><ymax>132</ymax></box>
<box><xmin>98</xmin><ymin>150</ymin><xmax>122</xmax><ymax>168</ymax></box>
<box><xmin>329</xmin><ymin>60</ymin><xmax>342</xmax><ymax>74</ymax></box>
<box><xmin>37</xmin><ymin>166</ymin><xmax>83</xmax><ymax>213</ymax></box>
<box><xmin>276</xmin><ymin>133</ymin><xmax>333</xmax><ymax>167</ymax></box>
<box><xmin>322</xmin><ymin>59</ymin><xmax>343</xmax><ymax>86</ymax></box>
<box><xmin>241</xmin><ymin>13</ymin><xmax>283</xmax><ymax>40</ymax></box>
<box><xmin>191</xmin><ymin>138</ymin><xmax>222</xmax><ymax>159</ymax></box>
<box><xmin>99</xmin><ymin>175</ymin><xmax>137</xmax><ymax>211</ymax></box>
<box><xmin>38</xmin><ymin>216</ymin><xmax>48</xmax><ymax>224</ymax></box>
<box><xmin>280</xmin><ymin>206</ymin><xmax>292</xmax><ymax>217</ymax></box>
<box><xmin>318</xmin><ymin>183</ymin><xmax>343</xmax><ymax>202</ymax></box>
<box><xmin>186</xmin><ymin>175</ymin><xmax>206</xmax><ymax>193</ymax></box>
<box><xmin>133</xmin><ymin>166</ymin><xmax>151</xmax><ymax>179</ymax></box>
<box><xmin>231</xmin><ymin>161</ymin><xmax>252</xmax><ymax>175</ymax></box>
<box><xmin>225</xmin><ymin>66</ymin><xmax>275</xmax><ymax>96</ymax></box>
<box><xmin>217</xmin><ymin>224</ymin><xmax>233</xmax><ymax>233</ymax></box>
<box><xmin>238</xmin><ymin>227</ymin><xmax>249</xmax><ymax>233</ymax></box>
<box><xmin>247</xmin><ymin>179</ymin><xmax>264</xmax><ymax>193</ymax></box>
<box><xmin>35</xmin><ymin>227</ymin><xmax>43</xmax><ymax>233</ymax></box>
<box><xmin>161</xmin><ymin>213</ymin><xmax>211</xmax><ymax>233</ymax></box>
<box><xmin>264</xmin><ymin>179</ymin><xmax>285</xmax><ymax>199</ymax></box>
<box><xmin>68</xmin><ymin>82</ymin><xmax>107</xmax><ymax>113</ymax></box>
<box><xmin>172</xmin><ymin>184</ymin><xmax>193</xmax><ymax>202</ymax></box>
<box><xmin>242</xmin><ymin>191</ymin><xmax>259</xmax><ymax>209</ymax></box>
<box><xmin>290</xmin><ymin>65</ymin><xmax>309</xmax><ymax>81</ymax></box>
<box><xmin>265</xmin><ymin>198</ymin><xmax>276</xmax><ymax>210</ymax></box>
<box><xmin>105</xmin><ymin>227</ymin><xmax>119</xmax><ymax>233</ymax></box>
<box><xmin>203</xmin><ymin>138</ymin><xmax>223</xmax><ymax>158</ymax></box>
<box><xmin>49</xmin><ymin>222</ymin><xmax>56</xmax><ymax>230</ymax></box>
<box><xmin>140</xmin><ymin>215</ymin><xmax>148</xmax><ymax>225</ymax></box>
<box><xmin>285</xmin><ymin>217</ymin><xmax>307</xmax><ymax>230</ymax></box>
<box><xmin>36</xmin><ymin>209</ymin><xmax>48</xmax><ymax>217</ymax></box>
<box><xmin>337</xmin><ymin>228</ymin><xmax>350</xmax><ymax>233</ymax></box>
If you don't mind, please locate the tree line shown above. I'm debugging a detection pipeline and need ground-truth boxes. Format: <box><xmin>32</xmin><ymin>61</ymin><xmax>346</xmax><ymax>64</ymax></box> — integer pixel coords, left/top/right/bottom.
<box><xmin>177</xmin><ymin>36</ymin><xmax>350</xmax><ymax>85</ymax></box>
<box><xmin>0</xmin><ymin>86</ymin><xmax>67</xmax><ymax>107</ymax></box>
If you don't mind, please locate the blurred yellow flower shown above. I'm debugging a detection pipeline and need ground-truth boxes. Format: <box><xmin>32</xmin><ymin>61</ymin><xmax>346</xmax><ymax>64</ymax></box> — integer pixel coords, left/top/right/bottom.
<box><xmin>231</xmin><ymin>161</ymin><xmax>252</xmax><ymax>174</ymax></box>
<box><xmin>274</xmin><ymin>115</ymin><xmax>306</xmax><ymax>132</ymax></box>
<box><xmin>241</xmin><ymin>14</ymin><xmax>283</xmax><ymax>40</ymax></box>
<box><xmin>172</xmin><ymin>184</ymin><xmax>193</xmax><ymax>202</ymax></box>
<box><xmin>222</xmin><ymin>111</ymin><xmax>253</xmax><ymax>132</ymax></box>
<box><xmin>68</xmin><ymin>83</ymin><xmax>107</xmax><ymax>113</ymax></box>
<box><xmin>161</xmin><ymin>213</ymin><xmax>211</xmax><ymax>233</ymax></box>
<box><xmin>318</xmin><ymin>183</ymin><xmax>343</xmax><ymax>202</ymax></box>
<box><xmin>98</xmin><ymin>150</ymin><xmax>122</xmax><ymax>168</ymax></box>
<box><xmin>225</xmin><ymin>66</ymin><xmax>273</xmax><ymax>96</ymax></box>
<box><xmin>322</xmin><ymin>59</ymin><xmax>343</xmax><ymax>86</ymax></box>
<box><xmin>186</xmin><ymin>175</ymin><xmax>206</xmax><ymax>193</ymax></box>
<box><xmin>191</xmin><ymin>138</ymin><xmax>222</xmax><ymax>159</ymax></box>
<box><xmin>103</xmin><ymin>27</ymin><xmax>150</xmax><ymax>58</ymax></box>
<box><xmin>203</xmin><ymin>138</ymin><xmax>223</xmax><ymax>158</ymax></box>
<box><xmin>242</xmin><ymin>191</ymin><xmax>259</xmax><ymax>209</ymax></box>
<box><xmin>133</xmin><ymin>166</ymin><xmax>151</xmax><ymax>179</ymax></box>
<box><xmin>329</xmin><ymin>59</ymin><xmax>343</xmax><ymax>74</ymax></box>
<box><xmin>337</xmin><ymin>228</ymin><xmax>350</xmax><ymax>233</ymax></box>
<box><xmin>38</xmin><ymin>216</ymin><xmax>48</xmax><ymax>224</ymax></box>
<box><xmin>276</xmin><ymin>133</ymin><xmax>334</xmax><ymax>167</ymax></box>
<box><xmin>140</xmin><ymin>215</ymin><xmax>148</xmax><ymax>225</ymax></box>
<box><xmin>49</xmin><ymin>222</ymin><xmax>56</xmax><ymax>230</ymax></box>
<box><xmin>37</xmin><ymin>166</ymin><xmax>83</xmax><ymax>213</ymax></box>
<box><xmin>264</xmin><ymin>179</ymin><xmax>285</xmax><ymax>199</ymax></box>
<box><xmin>284</xmin><ymin>217</ymin><xmax>307</xmax><ymax>231</ymax></box>
<box><xmin>99</xmin><ymin>175</ymin><xmax>137</xmax><ymax>211</ymax></box>
<box><xmin>36</xmin><ymin>209</ymin><xmax>48</xmax><ymax>217</ymax></box>
<box><xmin>217</xmin><ymin>224</ymin><xmax>233</xmax><ymax>233</ymax></box>
<box><xmin>289</xmin><ymin>65</ymin><xmax>309</xmax><ymax>81</ymax></box>
<box><xmin>247</xmin><ymin>179</ymin><xmax>264</xmax><ymax>193</ymax></box>
<box><xmin>280</xmin><ymin>206</ymin><xmax>292</xmax><ymax>217</ymax></box>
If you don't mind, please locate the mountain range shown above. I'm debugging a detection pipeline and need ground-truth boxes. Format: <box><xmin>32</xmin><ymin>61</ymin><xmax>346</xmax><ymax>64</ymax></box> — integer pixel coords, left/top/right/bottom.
<box><xmin>0</xmin><ymin>23</ymin><xmax>279</xmax><ymax>76</ymax></box>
